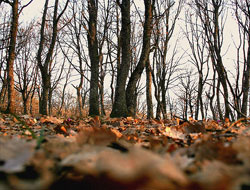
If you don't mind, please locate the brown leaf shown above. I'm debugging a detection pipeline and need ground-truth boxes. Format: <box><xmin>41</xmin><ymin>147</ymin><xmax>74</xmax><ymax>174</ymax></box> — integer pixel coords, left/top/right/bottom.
<box><xmin>61</xmin><ymin>146</ymin><xmax>188</xmax><ymax>188</ymax></box>
<box><xmin>76</xmin><ymin>127</ymin><xmax>117</xmax><ymax>146</ymax></box>
<box><xmin>232</xmin><ymin>137</ymin><xmax>250</xmax><ymax>167</ymax></box>
<box><xmin>110</xmin><ymin>128</ymin><xmax>123</xmax><ymax>138</ymax></box>
<box><xmin>89</xmin><ymin>116</ymin><xmax>101</xmax><ymax>127</ymax></box>
<box><xmin>194</xmin><ymin>141</ymin><xmax>240</xmax><ymax>165</ymax></box>
<box><xmin>40</xmin><ymin>116</ymin><xmax>63</xmax><ymax>125</ymax></box>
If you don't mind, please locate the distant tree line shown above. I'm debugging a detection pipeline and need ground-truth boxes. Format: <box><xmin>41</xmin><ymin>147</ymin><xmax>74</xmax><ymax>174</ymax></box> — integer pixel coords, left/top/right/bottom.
<box><xmin>0</xmin><ymin>0</ymin><xmax>249</xmax><ymax>121</ymax></box>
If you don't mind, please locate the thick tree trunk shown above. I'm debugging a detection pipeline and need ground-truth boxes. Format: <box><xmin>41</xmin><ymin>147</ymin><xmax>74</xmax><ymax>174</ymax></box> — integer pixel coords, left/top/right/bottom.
<box><xmin>23</xmin><ymin>98</ymin><xmax>28</xmax><ymax>115</ymax></box>
<box><xmin>40</xmin><ymin>73</ymin><xmax>50</xmax><ymax>115</ymax></box>
<box><xmin>126</xmin><ymin>0</ymin><xmax>154</xmax><ymax>116</ymax></box>
<box><xmin>110</xmin><ymin>0</ymin><xmax>131</xmax><ymax>118</ymax></box>
<box><xmin>48</xmin><ymin>88</ymin><xmax>53</xmax><ymax>115</ymax></box>
<box><xmin>6</xmin><ymin>0</ymin><xmax>18</xmax><ymax>114</ymax></box>
<box><xmin>88</xmin><ymin>0</ymin><xmax>99</xmax><ymax>116</ymax></box>
<box><xmin>21</xmin><ymin>91</ymin><xmax>28</xmax><ymax>114</ymax></box>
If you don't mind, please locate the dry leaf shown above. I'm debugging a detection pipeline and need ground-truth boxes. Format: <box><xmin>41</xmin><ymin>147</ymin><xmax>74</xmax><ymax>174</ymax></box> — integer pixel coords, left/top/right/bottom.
<box><xmin>110</xmin><ymin>128</ymin><xmax>123</xmax><ymax>138</ymax></box>
<box><xmin>76</xmin><ymin>127</ymin><xmax>117</xmax><ymax>146</ymax></box>
<box><xmin>40</xmin><ymin>116</ymin><xmax>63</xmax><ymax>125</ymax></box>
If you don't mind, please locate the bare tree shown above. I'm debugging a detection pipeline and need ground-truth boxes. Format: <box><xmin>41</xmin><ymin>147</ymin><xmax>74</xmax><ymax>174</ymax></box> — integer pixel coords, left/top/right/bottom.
<box><xmin>126</xmin><ymin>0</ymin><xmax>155</xmax><ymax>117</ymax></box>
<box><xmin>206</xmin><ymin>65</ymin><xmax>217</xmax><ymax>120</ymax></box>
<box><xmin>1</xmin><ymin>0</ymin><xmax>34</xmax><ymax>113</ymax></box>
<box><xmin>3</xmin><ymin>0</ymin><xmax>18</xmax><ymax>113</ymax></box>
<box><xmin>15</xmin><ymin>22</ymin><xmax>37</xmax><ymax>114</ymax></box>
<box><xmin>110</xmin><ymin>0</ymin><xmax>131</xmax><ymax>117</ymax></box>
<box><xmin>184</xmin><ymin>10</ymin><xmax>209</xmax><ymax>119</ymax></box>
<box><xmin>233</xmin><ymin>0</ymin><xmax>250</xmax><ymax>118</ymax></box>
<box><xmin>87</xmin><ymin>0</ymin><xmax>100</xmax><ymax>116</ymax></box>
<box><xmin>37</xmin><ymin>0</ymin><xmax>69</xmax><ymax>115</ymax></box>
<box><xmin>176</xmin><ymin>69</ymin><xmax>197</xmax><ymax>120</ymax></box>
<box><xmin>0</xmin><ymin>5</ymin><xmax>10</xmax><ymax>107</ymax></box>
<box><xmin>150</xmin><ymin>0</ymin><xmax>183</xmax><ymax>119</ymax></box>
<box><xmin>193</xmin><ymin>0</ymin><xmax>232</xmax><ymax>119</ymax></box>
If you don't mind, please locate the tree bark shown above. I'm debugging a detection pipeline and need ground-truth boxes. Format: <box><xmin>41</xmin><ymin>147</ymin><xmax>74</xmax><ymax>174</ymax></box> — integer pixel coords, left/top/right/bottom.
<box><xmin>195</xmin><ymin>72</ymin><xmax>203</xmax><ymax>119</ymax></box>
<box><xmin>110</xmin><ymin>0</ymin><xmax>131</xmax><ymax>118</ymax></box>
<box><xmin>216</xmin><ymin>79</ymin><xmax>223</xmax><ymax>121</ymax></box>
<box><xmin>76</xmin><ymin>86</ymin><xmax>83</xmax><ymax>117</ymax></box>
<box><xmin>88</xmin><ymin>0</ymin><xmax>100</xmax><ymax>116</ymax></box>
<box><xmin>241</xmin><ymin>41</ymin><xmax>250</xmax><ymax>117</ymax></box>
<box><xmin>6</xmin><ymin>0</ymin><xmax>18</xmax><ymax>114</ymax></box>
<box><xmin>146</xmin><ymin>58</ymin><xmax>153</xmax><ymax>119</ymax></box>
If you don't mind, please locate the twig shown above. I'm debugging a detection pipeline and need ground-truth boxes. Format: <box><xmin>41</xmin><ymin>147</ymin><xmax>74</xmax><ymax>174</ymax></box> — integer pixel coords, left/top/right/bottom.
<box><xmin>222</xmin><ymin>117</ymin><xmax>250</xmax><ymax>134</ymax></box>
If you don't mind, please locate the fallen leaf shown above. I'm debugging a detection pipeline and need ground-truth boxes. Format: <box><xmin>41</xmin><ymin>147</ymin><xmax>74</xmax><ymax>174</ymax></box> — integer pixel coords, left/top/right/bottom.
<box><xmin>110</xmin><ymin>128</ymin><xmax>123</xmax><ymax>138</ymax></box>
<box><xmin>0</xmin><ymin>137</ymin><xmax>35</xmax><ymax>173</ymax></box>
<box><xmin>76</xmin><ymin>127</ymin><xmax>117</xmax><ymax>146</ymax></box>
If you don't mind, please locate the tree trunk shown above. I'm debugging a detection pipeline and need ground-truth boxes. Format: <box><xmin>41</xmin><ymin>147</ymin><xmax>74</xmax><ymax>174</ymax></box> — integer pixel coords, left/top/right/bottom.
<box><xmin>99</xmin><ymin>82</ymin><xmax>106</xmax><ymax>116</ymax></box>
<box><xmin>76</xmin><ymin>87</ymin><xmax>83</xmax><ymax>117</ymax></box>
<box><xmin>216</xmin><ymin>79</ymin><xmax>223</xmax><ymax>121</ymax></box>
<box><xmin>241</xmin><ymin>43</ymin><xmax>250</xmax><ymax>117</ymax></box>
<box><xmin>0</xmin><ymin>74</ymin><xmax>7</xmax><ymax>105</ymax></box>
<box><xmin>195</xmin><ymin>72</ymin><xmax>203</xmax><ymax>119</ymax></box>
<box><xmin>21</xmin><ymin>91</ymin><xmax>28</xmax><ymax>114</ymax></box>
<box><xmin>30</xmin><ymin>86</ymin><xmax>36</xmax><ymax>115</ymax></box>
<box><xmin>146</xmin><ymin>58</ymin><xmax>153</xmax><ymax>119</ymax></box>
<box><xmin>126</xmin><ymin>0</ymin><xmax>154</xmax><ymax>116</ymax></box>
<box><xmin>6</xmin><ymin>0</ymin><xmax>18</xmax><ymax>114</ymax></box>
<box><xmin>88</xmin><ymin>0</ymin><xmax>99</xmax><ymax>116</ymax></box>
<box><xmin>110</xmin><ymin>0</ymin><xmax>131</xmax><ymax>118</ymax></box>
<box><xmin>40</xmin><ymin>72</ymin><xmax>50</xmax><ymax>115</ymax></box>
<box><xmin>37</xmin><ymin>0</ymin><xmax>69</xmax><ymax>115</ymax></box>
<box><xmin>156</xmin><ymin>102</ymin><xmax>161</xmax><ymax>120</ymax></box>
<box><xmin>48</xmin><ymin>88</ymin><xmax>53</xmax><ymax>115</ymax></box>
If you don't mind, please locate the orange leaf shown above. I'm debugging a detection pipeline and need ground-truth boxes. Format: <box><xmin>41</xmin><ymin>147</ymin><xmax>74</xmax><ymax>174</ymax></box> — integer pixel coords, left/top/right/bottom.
<box><xmin>111</xmin><ymin>128</ymin><xmax>123</xmax><ymax>138</ymax></box>
<box><xmin>126</xmin><ymin>117</ymin><xmax>133</xmax><ymax>121</ymax></box>
<box><xmin>60</xmin><ymin>126</ymin><xmax>67</xmax><ymax>134</ymax></box>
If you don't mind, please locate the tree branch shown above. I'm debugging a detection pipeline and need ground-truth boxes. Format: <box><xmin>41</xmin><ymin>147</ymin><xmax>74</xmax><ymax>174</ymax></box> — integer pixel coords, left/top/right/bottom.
<box><xmin>19</xmin><ymin>0</ymin><xmax>34</xmax><ymax>14</ymax></box>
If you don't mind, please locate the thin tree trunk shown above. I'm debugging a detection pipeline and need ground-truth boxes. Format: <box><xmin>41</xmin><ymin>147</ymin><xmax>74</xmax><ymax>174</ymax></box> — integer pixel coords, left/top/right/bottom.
<box><xmin>30</xmin><ymin>87</ymin><xmax>36</xmax><ymax>115</ymax></box>
<box><xmin>195</xmin><ymin>72</ymin><xmax>203</xmax><ymax>119</ymax></box>
<box><xmin>0</xmin><ymin>75</ymin><xmax>7</xmax><ymax>105</ymax></box>
<box><xmin>146</xmin><ymin>58</ymin><xmax>153</xmax><ymax>119</ymax></box>
<box><xmin>216</xmin><ymin>79</ymin><xmax>223</xmax><ymax>121</ymax></box>
<box><xmin>76</xmin><ymin>87</ymin><xmax>83</xmax><ymax>117</ymax></box>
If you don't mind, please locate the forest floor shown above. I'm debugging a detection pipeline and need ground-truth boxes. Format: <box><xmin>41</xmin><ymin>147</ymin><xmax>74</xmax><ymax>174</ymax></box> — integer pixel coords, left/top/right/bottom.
<box><xmin>0</xmin><ymin>113</ymin><xmax>250</xmax><ymax>190</ymax></box>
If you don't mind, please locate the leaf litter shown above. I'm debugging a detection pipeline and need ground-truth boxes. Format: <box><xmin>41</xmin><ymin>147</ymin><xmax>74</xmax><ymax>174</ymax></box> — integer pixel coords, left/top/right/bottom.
<box><xmin>0</xmin><ymin>113</ymin><xmax>250</xmax><ymax>190</ymax></box>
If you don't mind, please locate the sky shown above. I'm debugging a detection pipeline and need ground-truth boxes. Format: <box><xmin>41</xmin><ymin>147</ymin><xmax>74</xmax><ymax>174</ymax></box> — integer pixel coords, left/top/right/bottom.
<box><xmin>18</xmin><ymin>0</ymin><xmax>244</xmax><ymax>118</ymax></box>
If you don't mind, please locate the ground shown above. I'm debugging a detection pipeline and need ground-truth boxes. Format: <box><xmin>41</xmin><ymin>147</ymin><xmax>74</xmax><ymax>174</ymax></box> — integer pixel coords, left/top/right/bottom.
<box><xmin>0</xmin><ymin>113</ymin><xmax>250</xmax><ymax>190</ymax></box>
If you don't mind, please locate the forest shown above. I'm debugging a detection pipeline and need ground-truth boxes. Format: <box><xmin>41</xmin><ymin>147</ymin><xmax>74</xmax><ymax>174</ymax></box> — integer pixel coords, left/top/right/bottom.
<box><xmin>0</xmin><ymin>0</ymin><xmax>250</xmax><ymax>190</ymax></box>
<box><xmin>0</xmin><ymin>0</ymin><xmax>248</xmax><ymax>120</ymax></box>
